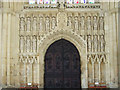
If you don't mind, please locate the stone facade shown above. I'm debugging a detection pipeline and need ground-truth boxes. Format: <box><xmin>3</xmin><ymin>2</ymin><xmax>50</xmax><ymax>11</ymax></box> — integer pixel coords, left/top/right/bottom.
<box><xmin>0</xmin><ymin>0</ymin><xmax>119</xmax><ymax>89</ymax></box>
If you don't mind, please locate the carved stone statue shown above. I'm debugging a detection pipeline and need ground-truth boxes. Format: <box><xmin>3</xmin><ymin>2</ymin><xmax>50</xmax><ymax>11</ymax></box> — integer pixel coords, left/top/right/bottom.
<box><xmin>93</xmin><ymin>16</ymin><xmax>98</xmax><ymax>30</ymax></box>
<box><xmin>20</xmin><ymin>36</ymin><xmax>24</xmax><ymax>53</ymax></box>
<box><xmin>27</xmin><ymin>17</ymin><xmax>31</xmax><ymax>31</ymax></box>
<box><xmin>20</xmin><ymin>18</ymin><xmax>25</xmax><ymax>31</ymax></box>
<box><xmin>99</xmin><ymin>17</ymin><xmax>104</xmax><ymax>30</ymax></box>
<box><xmin>87</xmin><ymin>16</ymin><xmax>91</xmax><ymax>30</ymax></box>
<box><xmin>39</xmin><ymin>17</ymin><xmax>43</xmax><ymax>31</ymax></box>
<box><xmin>45</xmin><ymin>17</ymin><xmax>50</xmax><ymax>31</ymax></box>
<box><xmin>88</xmin><ymin>35</ymin><xmax>92</xmax><ymax>52</ymax></box>
<box><xmin>33</xmin><ymin>36</ymin><xmax>37</xmax><ymax>53</ymax></box>
<box><xmin>93</xmin><ymin>35</ymin><xmax>98</xmax><ymax>52</ymax></box>
<box><xmin>74</xmin><ymin>16</ymin><xmax>78</xmax><ymax>30</ymax></box>
<box><xmin>67</xmin><ymin>16</ymin><xmax>72</xmax><ymax>28</ymax></box>
<box><xmin>26</xmin><ymin>36</ymin><xmax>31</xmax><ymax>52</ymax></box>
<box><xmin>52</xmin><ymin>17</ymin><xmax>56</xmax><ymax>29</ymax></box>
<box><xmin>81</xmin><ymin>16</ymin><xmax>85</xmax><ymax>30</ymax></box>
<box><xmin>33</xmin><ymin>17</ymin><xmax>37</xmax><ymax>31</ymax></box>
<box><xmin>100</xmin><ymin>35</ymin><xmax>105</xmax><ymax>52</ymax></box>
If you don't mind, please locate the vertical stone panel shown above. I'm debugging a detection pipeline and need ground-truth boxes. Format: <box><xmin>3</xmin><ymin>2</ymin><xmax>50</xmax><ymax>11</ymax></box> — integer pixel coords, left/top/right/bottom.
<box><xmin>0</xmin><ymin>7</ymin><xmax>2</xmax><ymax>88</ymax></box>
<box><xmin>112</xmin><ymin>13</ymin><xmax>118</xmax><ymax>88</ymax></box>
<box><xmin>7</xmin><ymin>13</ymin><xmax>11</xmax><ymax>86</ymax></box>
<box><xmin>2</xmin><ymin>13</ymin><xmax>8</xmax><ymax>86</ymax></box>
<box><xmin>104</xmin><ymin>12</ymin><xmax>111</xmax><ymax>86</ymax></box>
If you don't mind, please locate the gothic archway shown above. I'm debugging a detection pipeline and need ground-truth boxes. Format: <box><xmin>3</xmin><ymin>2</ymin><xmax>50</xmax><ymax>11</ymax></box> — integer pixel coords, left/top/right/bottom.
<box><xmin>38</xmin><ymin>29</ymin><xmax>88</xmax><ymax>88</ymax></box>
<box><xmin>44</xmin><ymin>39</ymin><xmax>81</xmax><ymax>88</ymax></box>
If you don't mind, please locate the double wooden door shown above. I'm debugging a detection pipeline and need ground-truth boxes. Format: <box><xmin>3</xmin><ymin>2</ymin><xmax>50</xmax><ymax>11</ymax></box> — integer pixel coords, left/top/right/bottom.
<box><xmin>44</xmin><ymin>39</ymin><xmax>81</xmax><ymax>88</ymax></box>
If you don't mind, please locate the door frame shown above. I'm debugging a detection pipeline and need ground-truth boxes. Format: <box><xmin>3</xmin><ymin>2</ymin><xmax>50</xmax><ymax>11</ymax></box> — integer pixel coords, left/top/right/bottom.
<box><xmin>38</xmin><ymin>29</ymin><xmax>88</xmax><ymax>88</ymax></box>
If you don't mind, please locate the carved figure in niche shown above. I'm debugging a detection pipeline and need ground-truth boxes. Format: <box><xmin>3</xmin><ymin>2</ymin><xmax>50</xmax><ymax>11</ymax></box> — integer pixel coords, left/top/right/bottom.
<box><xmin>87</xmin><ymin>16</ymin><xmax>91</xmax><ymax>30</ymax></box>
<box><xmin>20</xmin><ymin>18</ymin><xmax>25</xmax><ymax>31</ymax></box>
<box><xmin>26</xmin><ymin>36</ymin><xmax>31</xmax><ymax>52</ymax></box>
<box><xmin>52</xmin><ymin>17</ymin><xmax>56</xmax><ymax>29</ymax></box>
<box><xmin>33</xmin><ymin>36</ymin><xmax>37</xmax><ymax>53</ymax></box>
<box><xmin>39</xmin><ymin>17</ymin><xmax>43</xmax><ymax>31</ymax></box>
<box><xmin>80</xmin><ymin>16</ymin><xmax>85</xmax><ymax>30</ymax></box>
<box><xmin>33</xmin><ymin>17</ymin><xmax>37</xmax><ymax>31</ymax></box>
<box><xmin>74</xmin><ymin>16</ymin><xmax>79</xmax><ymax>30</ymax></box>
<box><xmin>27</xmin><ymin>17</ymin><xmax>31</xmax><ymax>31</ymax></box>
<box><xmin>93</xmin><ymin>16</ymin><xmax>98</xmax><ymax>30</ymax></box>
<box><xmin>100</xmin><ymin>35</ymin><xmax>105</xmax><ymax>52</ymax></box>
<box><xmin>99</xmin><ymin>17</ymin><xmax>104</xmax><ymax>30</ymax></box>
<box><xmin>93</xmin><ymin>35</ymin><xmax>98</xmax><ymax>52</ymax></box>
<box><xmin>87</xmin><ymin>35</ymin><xmax>92</xmax><ymax>52</ymax></box>
<box><xmin>45</xmin><ymin>17</ymin><xmax>50</xmax><ymax>31</ymax></box>
<box><xmin>20</xmin><ymin>36</ymin><xmax>24</xmax><ymax>53</ymax></box>
<box><xmin>67</xmin><ymin>16</ymin><xmax>72</xmax><ymax>28</ymax></box>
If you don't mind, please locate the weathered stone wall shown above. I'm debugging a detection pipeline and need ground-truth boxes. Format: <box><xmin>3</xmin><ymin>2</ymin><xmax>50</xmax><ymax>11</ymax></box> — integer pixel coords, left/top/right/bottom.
<box><xmin>0</xmin><ymin>1</ymin><xmax>119</xmax><ymax>89</ymax></box>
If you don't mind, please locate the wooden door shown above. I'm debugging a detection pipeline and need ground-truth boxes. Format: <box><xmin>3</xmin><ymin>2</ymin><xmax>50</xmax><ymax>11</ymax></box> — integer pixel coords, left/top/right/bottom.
<box><xmin>44</xmin><ymin>39</ymin><xmax>81</xmax><ymax>88</ymax></box>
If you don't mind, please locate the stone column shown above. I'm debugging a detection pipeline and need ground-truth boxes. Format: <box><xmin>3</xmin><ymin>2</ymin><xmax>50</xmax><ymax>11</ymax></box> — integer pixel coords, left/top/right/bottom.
<box><xmin>40</xmin><ymin>52</ymin><xmax>44</xmax><ymax>88</ymax></box>
<box><xmin>24</xmin><ymin>63</ymin><xmax>26</xmax><ymax>86</ymax></box>
<box><xmin>37</xmin><ymin>56</ymin><xmax>40</xmax><ymax>87</ymax></box>
<box><xmin>98</xmin><ymin>62</ymin><xmax>101</xmax><ymax>82</ymax></box>
<box><xmin>0</xmin><ymin>7</ymin><xmax>2</xmax><ymax>88</ymax></box>
<box><xmin>104</xmin><ymin>12</ymin><xmax>111</xmax><ymax>87</ymax></box>
<box><xmin>27</xmin><ymin>63</ymin><xmax>32</xmax><ymax>84</ymax></box>
<box><xmin>1</xmin><ymin>13</ymin><xmax>8</xmax><ymax>86</ymax></box>
<box><xmin>112</xmin><ymin>13</ymin><xmax>118</xmax><ymax>88</ymax></box>
<box><xmin>92</xmin><ymin>61</ymin><xmax>95</xmax><ymax>83</ymax></box>
<box><xmin>109</xmin><ymin>13</ymin><xmax>114</xmax><ymax>88</ymax></box>
<box><xmin>7</xmin><ymin>13</ymin><xmax>11</xmax><ymax>86</ymax></box>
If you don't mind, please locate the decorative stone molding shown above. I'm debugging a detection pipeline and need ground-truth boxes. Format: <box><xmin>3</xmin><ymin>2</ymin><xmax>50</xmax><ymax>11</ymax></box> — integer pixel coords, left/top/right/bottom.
<box><xmin>18</xmin><ymin>9</ymin><xmax>107</xmax><ymax>88</ymax></box>
<box><xmin>23</xmin><ymin>3</ymin><xmax>101</xmax><ymax>10</ymax></box>
<box><xmin>65</xmin><ymin>3</ymin><xmax>101</xmax><ymax>9</ymax></box>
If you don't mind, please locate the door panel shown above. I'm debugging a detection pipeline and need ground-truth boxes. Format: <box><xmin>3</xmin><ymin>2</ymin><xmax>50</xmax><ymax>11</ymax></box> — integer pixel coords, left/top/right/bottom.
<box><xmin>44</xmin><ymin>39</ymin><xmax>81</xmax><ymax>88</ymax></box>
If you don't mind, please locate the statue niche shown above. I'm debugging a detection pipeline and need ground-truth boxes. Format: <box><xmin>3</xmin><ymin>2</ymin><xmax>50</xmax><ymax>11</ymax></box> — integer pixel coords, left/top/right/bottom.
<box><xmin>26</xmin><ymin>36</ymin><xmax>31</xmax><ymax>52</ymax></box>
<box><xmin>99</xmin><ymin>17</ymin><xmax>104</xmax><ymax>30</ymax></box>
<box><xmin>32</xmin><ymin>36</ymin><xmax>37</xmax><ymax>53</ymax></box>
<box><xmin>87</xmin><ymin>35</ymin><xmax>92</xmax><ymax>52</ymax></box>
<box><xmin>93</xmin><ymin>16</ymin><xmax>98</xmax><ymax>30</ymax></box>
<box><xmin>67</xmin><ymin>16</ymin><xmax>72</xmax><ymax>28</ymax></box>
<box><xmin>51</xmin><ymin>17</ymin><xmax>56</xmax><ymax>29</ymax></box>
<box><xmin>87</xmin><ymin>16</ymin><xmax>91</xmax><ymax>30</ymax></box>
<box><xmin>39</xmin><ymin>16</ymin><xmax>43</xmax><ymax>31</ymax></box>
<box><xmin>100</xmin><ymin>35</ymin><xmax>105</xmax><ymax>52</ymax></box>
<box><xmin>33</xmin><ymin>17</ymin><xmax>37</xmax><ymax>31</ymax></box>
<box><xmin>80</xmin><ymin>16</ymin><xmax>85</xmax><ymax>30</ymax></box>
<box><xmin>20</xmin><ymin>36</ymin><xmax>24</xmax><ymax>53</ymax></box>
<box><xmin>74</xmin><ymin>16</ymin><xmax>79</xmax><ymax>30</ymax></box>
<box><xmin>20</xmin><ymin>17</ymin><xmax>25</xmax><ymax>31</ymax></box>
<box><xmin>45</xmin><ymin>17</ymin><xmax>50</xmax><ymax>31</ymax></box>
<box><xmin>26</xmin><ymin>17</ymin><xmax>31</xmax><ymax>31</ymax></box>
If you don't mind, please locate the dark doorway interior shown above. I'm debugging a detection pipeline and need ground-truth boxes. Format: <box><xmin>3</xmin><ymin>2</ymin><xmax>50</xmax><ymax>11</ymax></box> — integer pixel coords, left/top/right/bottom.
<box><xmin>44</xmin><ymin>39</ymin><xmax>81</xmax><ymax>88</ymax></box>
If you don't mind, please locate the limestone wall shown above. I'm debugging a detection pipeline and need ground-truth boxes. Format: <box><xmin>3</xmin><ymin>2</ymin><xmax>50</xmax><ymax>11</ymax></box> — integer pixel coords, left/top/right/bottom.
<box><xmin>0</xmin><ymin>0</ymin><xmax>119</xmax><ymax>88</ymax></box>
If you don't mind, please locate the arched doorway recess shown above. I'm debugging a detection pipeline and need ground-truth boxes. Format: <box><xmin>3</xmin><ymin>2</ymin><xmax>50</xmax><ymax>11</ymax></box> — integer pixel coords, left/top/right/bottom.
<box><xmin>44</xmin><ymin>39</ymin><xmax>81</xmax><ymax>88</ymax></box>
